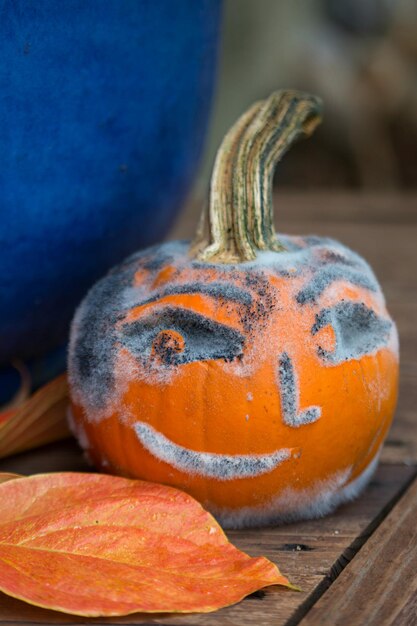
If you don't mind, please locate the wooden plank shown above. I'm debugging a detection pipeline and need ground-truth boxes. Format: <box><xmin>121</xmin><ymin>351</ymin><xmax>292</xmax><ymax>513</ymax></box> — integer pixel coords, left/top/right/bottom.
<box><xmin>170</xmin><ymin>192</ymin><xmax>417</xmax><ymax>242</ymax></box>
<box><xmin>0</xmin><ymin>439</ymin><xmax>88</xmax><ymax>476</ymax></box>
<box><xmin>0</xmin><ymin>464</ymin><xmax>414</xmax><ymax>625</ymax></box>
<box><xmin>272</xmin><ymin>192</ymin><xmax>417</xmax><ymax>224</ymax></box>
<box><xmin>383</xmin><ymin>371</ymin><xmax>417</xmax><ymax>465</ymax></box>
<box><xmin>297</xmin><ymin>475</ymin><xmax>417</xmax><ymax>626</ymax></box>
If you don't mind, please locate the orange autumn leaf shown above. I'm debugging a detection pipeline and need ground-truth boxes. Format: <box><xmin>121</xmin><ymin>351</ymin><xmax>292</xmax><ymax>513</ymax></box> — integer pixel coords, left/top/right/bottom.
<box><xmin>0</xmin><ymin>472</ymin><xmax>294</xmax><ymax>617</ymax></box>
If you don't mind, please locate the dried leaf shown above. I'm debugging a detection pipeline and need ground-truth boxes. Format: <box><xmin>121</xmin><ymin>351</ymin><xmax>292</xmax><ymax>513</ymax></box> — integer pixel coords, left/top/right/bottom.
<box><xmin>0</xmin><ymin>472</ymin><xmax>293</xmax><ymax>616</ymax></box>
<box><xmin>0</xmin><ymin>409</ymin><xmax>15</xmax><ymax>426</ymax></box>
<box><xmin>0</xmin><ymin>375</ymin><xmax>71</xmax><ymax>459</ymax></box>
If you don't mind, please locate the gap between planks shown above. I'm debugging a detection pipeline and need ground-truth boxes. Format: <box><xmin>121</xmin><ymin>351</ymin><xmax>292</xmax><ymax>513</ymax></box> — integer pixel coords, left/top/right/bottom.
<box><xmin>289</xmin><ymin>468</ymin><xmax>417</xmax><ymax>626</ymax></box>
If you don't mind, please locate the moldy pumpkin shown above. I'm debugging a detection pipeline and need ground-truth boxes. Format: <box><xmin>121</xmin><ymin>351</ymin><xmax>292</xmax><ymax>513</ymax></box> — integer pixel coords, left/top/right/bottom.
<box><xmin>68</xmin><ymin>90</ymin><xmax>399</xmax><ymax>528</ymax></box>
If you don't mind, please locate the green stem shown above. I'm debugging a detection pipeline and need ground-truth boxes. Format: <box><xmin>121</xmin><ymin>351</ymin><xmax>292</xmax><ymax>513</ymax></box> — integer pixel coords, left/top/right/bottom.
<box><xmin>190</xmin><ymin>90</ymin><xmax>322</xmax><ymax>264</ymax></box>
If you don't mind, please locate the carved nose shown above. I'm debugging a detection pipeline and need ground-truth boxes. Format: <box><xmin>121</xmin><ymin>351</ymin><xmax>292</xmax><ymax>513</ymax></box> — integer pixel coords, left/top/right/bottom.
<box><xmin>278</xmin><ymin>352</ymin><xmax>321</xmax><ymax>427</ymax></box>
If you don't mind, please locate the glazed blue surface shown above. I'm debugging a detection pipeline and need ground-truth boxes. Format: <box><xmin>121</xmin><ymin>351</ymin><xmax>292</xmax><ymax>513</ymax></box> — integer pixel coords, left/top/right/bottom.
<box><xmin>0</xmin><ymin>0</ymin><xmax>222</xmax><ymax>383</ymax></box>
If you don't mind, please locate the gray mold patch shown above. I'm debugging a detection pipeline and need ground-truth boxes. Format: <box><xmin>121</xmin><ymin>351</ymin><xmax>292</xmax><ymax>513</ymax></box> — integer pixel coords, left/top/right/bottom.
<box><xmin>120</xmin><ymin>240</ymin><xmax>189</xmax><ymax>272</ymax></box>
<box><xmin>296</xmin><ymin>265</ymin><xmax>378</xmax><ymax>305</ymax></box>
<box><xmin>312</xmin><ymin>301</ymin><xmax>392</xmax><ymax>364</ymax></box>
<box><xmin>278</xmin><ymin>352</ymin><xmax>321</xmax><ymax>427</ymax></box>
<box><xmin>134</xmin><ymin>421</ymin><xmax>293</xmax><ymax>480</ymax></box>
<box><xmin>133</xmin><ymin>281</ymin><xmax>253</xmax><ymax>308</ymax></box>
<box><xmin>239</xmin><ymin>271</ymin><xmax>279</xmax><ymax>333</ymax></box>
<box><xmin>302</xmin><ymin>235</ymin><xmax>335</xmax><ymax>248</ymax></box>
<box><xmin>69</xmin><ymin>264</ymin><xmax>138</xmax><ymax>411</ymax></box>
<box><xmin>120</xmin><ymin>306</ymin><xmax>245</xmax><ymax>366</ymax></box>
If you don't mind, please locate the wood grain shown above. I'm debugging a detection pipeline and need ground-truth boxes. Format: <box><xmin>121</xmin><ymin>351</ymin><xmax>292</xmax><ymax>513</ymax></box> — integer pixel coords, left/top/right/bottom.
<box><xmin>298</xmin><ymin>476</ymin><xmax>417</xmax><ymax>626</ymax></box>
<box><xmin>169</xmin><ymin>191</ymin><xmax>417</xmax><ymax>243</ymax></box>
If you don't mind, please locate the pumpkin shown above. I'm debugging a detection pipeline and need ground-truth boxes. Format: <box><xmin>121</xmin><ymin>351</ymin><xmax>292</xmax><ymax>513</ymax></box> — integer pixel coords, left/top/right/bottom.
<box><xmin>68</xmin><ymin>90</ymin><xmax>399</xmax><ymax>528</ymax></box>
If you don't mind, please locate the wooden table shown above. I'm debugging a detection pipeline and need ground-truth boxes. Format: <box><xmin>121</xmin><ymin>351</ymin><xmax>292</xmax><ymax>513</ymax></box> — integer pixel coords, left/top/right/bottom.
<box><xmin>1</xmin><ymin>193</ymin><xmax>416</xmax><ymax>626</ymax></box>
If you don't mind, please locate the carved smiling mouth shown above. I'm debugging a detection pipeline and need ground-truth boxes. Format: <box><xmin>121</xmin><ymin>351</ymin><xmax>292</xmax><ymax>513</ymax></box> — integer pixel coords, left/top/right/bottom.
<box><xmin>133</xmin><ymin>421</ymin><xmax>296</xmax><ymax>481</ymax></box>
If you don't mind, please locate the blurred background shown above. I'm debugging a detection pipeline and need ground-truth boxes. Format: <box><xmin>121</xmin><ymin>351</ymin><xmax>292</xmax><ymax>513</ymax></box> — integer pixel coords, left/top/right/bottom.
<box><xmin>199</xmin><ymin>0</ymin><xmax>417</xmax><ymax>192</ymax></box>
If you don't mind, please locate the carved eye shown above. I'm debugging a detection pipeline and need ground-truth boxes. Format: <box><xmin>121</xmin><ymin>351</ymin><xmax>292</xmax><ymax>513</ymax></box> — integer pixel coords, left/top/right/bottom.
<box><xmin>151</xmin><ymin>329</ymin><xmax>186</xmax><ymax>365</ymax></box>
<box><xmin>311</xmin><ymin>301</ymin><xmax>392</xmax><ymax>364</ymax></box>
<box><xmin>119</xmin><ymin>306</ymin><xmax>245</xmax><ymax>366</ymax></box>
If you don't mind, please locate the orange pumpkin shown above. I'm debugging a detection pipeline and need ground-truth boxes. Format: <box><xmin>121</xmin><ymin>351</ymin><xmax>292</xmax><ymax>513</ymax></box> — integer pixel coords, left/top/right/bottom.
<box><xmin>68</xmin><ymin>91</ymin><xmax>399</xmax><ymax>528</ymax></box>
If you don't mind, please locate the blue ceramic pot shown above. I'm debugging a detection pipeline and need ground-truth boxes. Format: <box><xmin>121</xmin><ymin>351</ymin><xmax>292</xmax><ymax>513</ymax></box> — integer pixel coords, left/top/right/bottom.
<box><xmin>0</xmin><ymin>0</ymin><xmax>222</xmax><ymax>398</ymax></box>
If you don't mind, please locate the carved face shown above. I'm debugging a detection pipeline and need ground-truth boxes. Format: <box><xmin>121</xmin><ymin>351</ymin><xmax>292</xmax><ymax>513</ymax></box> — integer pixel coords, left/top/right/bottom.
<box><xmin>69</xmin><ymin>236</ymin><xmax>398</xmax><ymax>527</ymax></box>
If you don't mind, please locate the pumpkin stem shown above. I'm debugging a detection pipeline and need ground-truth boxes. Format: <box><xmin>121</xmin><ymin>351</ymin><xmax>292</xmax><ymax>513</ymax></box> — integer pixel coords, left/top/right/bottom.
<box><xmin>190</xmin><ymin>90</ymin><xmax>322</xmax><ymax>264</ymax></box>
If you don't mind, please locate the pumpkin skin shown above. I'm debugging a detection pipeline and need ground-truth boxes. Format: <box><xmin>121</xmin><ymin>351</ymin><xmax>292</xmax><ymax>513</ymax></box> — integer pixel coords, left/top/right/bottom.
<box><xmin>68</xmin><ymin>91</ymin><xmax>399</xmax><ymax>527</ymax></box>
